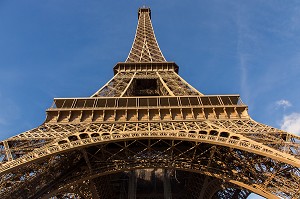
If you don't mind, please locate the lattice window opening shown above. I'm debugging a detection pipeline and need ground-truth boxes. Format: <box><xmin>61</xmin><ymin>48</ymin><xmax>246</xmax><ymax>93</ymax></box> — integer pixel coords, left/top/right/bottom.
<box><xmin>173</xmin><ymin>122</ymin><xmax>186</xmax><ymax>130</ymax></box>
<box><xmin>123</xmin><ymin>78</ymin><xmax>161</xmax><ymax>97</ymax></box>
<box><xmin>149</xmin><ymin>123</ymin><xmax>161</xmax><ymax>131</ymax></box>
<box><xmin>137</xmin><ymin>123</ymin><xmax>149</xmax><ymax>131</ymax></box>
<box><xmin>113</xmin><ymin>124</ymin><xmax>125</xmax><ymax>132</ymax></box>
<box><xmin>214</xmin><ymin>188</ymin><xmax>250</xmax><ymax>199</ymax></box>
<box><xmin>0</xmin><ymin>152</ymin><xmax>81</xmax><ymax>197</ymax></box>
<box><xmin>184</xmin><ymin>122</ymin><xmax>199</xmax><ymax>130</ymax></box>
<box><xmin>0</xmin><ymin>151</ymin><xmax>6</xmax><ymax>162</ymax></box>
<box><xmin>124</xmin><ymin>123</ymin><xmax>137</xmax><ymax>131</ymax></box>
<box><xmin>196</xmin><ymin>123</ymin><xmax>211</xmax><ymax>130</ymax></box>
<box><xmin>161</xmin><ymin>123</ymin><xmax>174</xmax><ymax>131</ymax></box>
<box><xmin>85</xmin><ymin>124</ymin><xmax>100</xmax><ymax>132</ymax></box>
<box><xmin>49</xmin><ymin>193</ymin><xmax>82</xmax><ymax>199</ymax></box>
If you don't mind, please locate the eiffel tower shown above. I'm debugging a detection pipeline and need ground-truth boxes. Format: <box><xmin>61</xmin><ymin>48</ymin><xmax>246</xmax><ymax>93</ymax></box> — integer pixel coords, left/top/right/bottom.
<box><xmin>0</xmin><ymin>7</ymin><xmax>300</xmax><ymax>199</ymax></box>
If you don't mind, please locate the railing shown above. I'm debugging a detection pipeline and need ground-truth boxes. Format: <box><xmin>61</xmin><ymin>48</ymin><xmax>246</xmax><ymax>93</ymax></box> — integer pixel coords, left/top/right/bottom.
<box><xmin>50</xmin><ymin>95</ymin><xmax>245</xmax><ymax>110</ymax></box>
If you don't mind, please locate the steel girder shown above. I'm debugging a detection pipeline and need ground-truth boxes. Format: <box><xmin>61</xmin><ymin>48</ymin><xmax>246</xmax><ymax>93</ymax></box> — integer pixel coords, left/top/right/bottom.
<box><xmin>0</xmin><ymin>133</ymin><xmax>299</xmax><ymax>198</ymax></box>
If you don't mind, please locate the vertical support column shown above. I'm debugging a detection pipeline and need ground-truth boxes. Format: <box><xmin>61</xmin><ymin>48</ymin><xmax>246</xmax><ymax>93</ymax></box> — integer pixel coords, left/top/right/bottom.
<box><xmin>3</xmin><ymin>141</ymin><xmax>13</xmax><ymax>161</ymax></box>
<box><xmin>88</xmin><ymin>181</ymin><xmax>100</xmax><ymax>199</ymax></box>
<box><xmin>119</xmin><ymin>179</ymin><xmax>126</xmax><ymax>199</ymax></box>
<box><xmin>163</xmin><ymin>169</ymin><xmax>172</xmax><ymax>199</ymax></box>
<box><xmin>81</xmin><ymin>149</ymin><xmax>100</xmax><ymax>199</ymax></box>
<box><xmin>198</xmin><ymin>175</ymin><xmax>211</xmax><ymax>199</ymax></box>
<box><xmin>128</xmin><ymin>170</ymin><xmax>137</xmax><ymax>199</ymax></box>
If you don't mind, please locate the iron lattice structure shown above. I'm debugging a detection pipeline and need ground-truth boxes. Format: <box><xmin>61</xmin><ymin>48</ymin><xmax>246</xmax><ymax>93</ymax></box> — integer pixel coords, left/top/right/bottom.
<box><xmin>0</xmin><ymin>7</ymin><xmax>300</xmax><ymax>199</ymax></box>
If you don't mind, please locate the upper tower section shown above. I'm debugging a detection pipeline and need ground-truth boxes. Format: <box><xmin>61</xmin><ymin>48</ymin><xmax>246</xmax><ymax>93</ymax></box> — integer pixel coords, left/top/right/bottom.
<box><xmin>91</xmin><ymin>7</ymin><xmax>203</xmax><ymax>97</ymax></box>
<box><xmin>126</xmin><ymin>8</ymin><xmax>166</xmax><ymax>63</ymax></box>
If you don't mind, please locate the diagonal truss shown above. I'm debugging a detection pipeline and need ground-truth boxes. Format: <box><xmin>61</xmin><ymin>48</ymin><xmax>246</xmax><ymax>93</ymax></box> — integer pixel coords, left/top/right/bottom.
<box><xmin>0</xmin><ymin>7</ymin><xmax>299</xmax><ymax>199</ymax></box>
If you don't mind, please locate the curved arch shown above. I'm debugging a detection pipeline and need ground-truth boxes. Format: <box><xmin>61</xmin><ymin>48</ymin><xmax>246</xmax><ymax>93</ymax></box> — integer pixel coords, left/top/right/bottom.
<box><xmin>1</xmin><ymin>130</ymin><xmax>299</xmax><ymax>175</ymax></box>
<box><xmin>41</xmin><ymin>164</ymin><xmax>278</xmax><ymax>199</ymax></box>
<box><xmin>198</xmin><ymin>178</ymin><xmax>250</xmax><ymax>199</ymax></box>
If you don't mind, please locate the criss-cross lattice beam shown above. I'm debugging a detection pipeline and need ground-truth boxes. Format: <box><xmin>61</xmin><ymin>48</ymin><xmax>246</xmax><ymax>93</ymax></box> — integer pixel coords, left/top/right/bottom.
<box><xmin>13</xmin><ymin>139</ymin><xmax>295</xmax><ymax>199</ymax></box>
<box><xmin>126</xmin><ymin>8</ymin><xmax>166</xmax><ymax>63</ymax></box>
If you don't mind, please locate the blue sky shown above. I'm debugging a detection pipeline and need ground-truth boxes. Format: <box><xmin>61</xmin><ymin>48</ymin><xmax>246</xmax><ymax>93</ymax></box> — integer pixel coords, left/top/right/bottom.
<box><xmin>1</xmin><ymin>1</ymin><xmax>300</xmax><ymax>198</ymax></box>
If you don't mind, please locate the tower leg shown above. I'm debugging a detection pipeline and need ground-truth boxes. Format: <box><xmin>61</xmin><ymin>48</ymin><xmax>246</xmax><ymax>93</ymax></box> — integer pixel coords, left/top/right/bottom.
<box><xmin>163</xmin><ymin>169</ymin><xmax>172</xmax><ymax>199</ymax></box>
<box><xmin>128</xmin><ymin>171</ymin><xmax>136</xmax><ymax>199</ymax></box>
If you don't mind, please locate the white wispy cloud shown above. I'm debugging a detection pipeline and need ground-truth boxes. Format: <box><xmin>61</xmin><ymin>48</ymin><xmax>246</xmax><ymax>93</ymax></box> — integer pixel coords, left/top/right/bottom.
<box><xmin>0</xmin><ymin>92</ymin><xmax>8</xmax><ymax>125</ymax></box>
<box><xmin>235</xmin><ymin>2</ymin><xmax>300</xmax><ymax>110</ymax></box>
<box><xmin>0</xmin><ymin>118</ymin><xmax>7</xmax><ymax>125</ymax></box>
<box><xmin>236</xmin><ymin>7</ymin><xmax>251</xmax><ymax>103</ymax></box>
<box><xmin>276</xmin><ymin>99</ymin><xmax>292</xmax><ymax>109</ymax></box>
<box><xmin>280</xmin><ymin>113</ymin><xmax>300</xmax><ymax>135</ymax></box>
<box><xmin>0</xmin><ymin>91</ymin><xmax>20</xmax><ymax>126</ymax></box>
